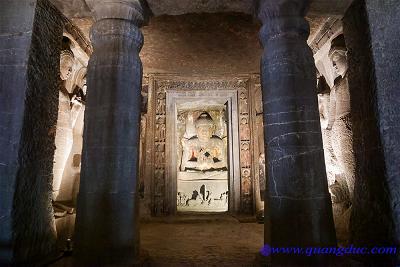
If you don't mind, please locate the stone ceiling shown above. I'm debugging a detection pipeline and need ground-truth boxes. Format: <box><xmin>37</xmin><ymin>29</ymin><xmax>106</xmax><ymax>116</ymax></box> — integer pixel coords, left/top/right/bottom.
<box><xmin>50</xmin><ymin>0</ymin><xmax>353</xmax><ymax>18</ymax></box>
<box><xmin>51</xmin><ymin>0</ymin><xmax>352</xmax><ymax>67</ymax></box>
<box><xmin>69</xmin><ymin>15</ymin><xmax>329</xmax><ymax>46</ymax></box>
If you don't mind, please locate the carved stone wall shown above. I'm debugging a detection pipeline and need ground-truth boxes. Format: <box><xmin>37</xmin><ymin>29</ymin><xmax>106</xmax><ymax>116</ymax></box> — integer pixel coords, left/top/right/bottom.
<box><xmin>143</xmin><ymin>75</ymin><xmax>262</xmax><ymax>216</ymax></box>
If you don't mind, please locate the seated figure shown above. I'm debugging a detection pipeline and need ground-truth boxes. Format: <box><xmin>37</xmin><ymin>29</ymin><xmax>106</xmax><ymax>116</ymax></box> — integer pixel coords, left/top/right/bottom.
<box><xmin>181</xmin><ymin>112</ymin><xmax>227</xmax><ymax>171</ymax></box>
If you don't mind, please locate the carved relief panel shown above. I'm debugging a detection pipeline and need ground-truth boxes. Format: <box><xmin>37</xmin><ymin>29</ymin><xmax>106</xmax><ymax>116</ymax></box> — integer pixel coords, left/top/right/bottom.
<box><xmin>177</xmin><ymin>109</ymin><xmax>229</xmax><ymax>212</ymax></box>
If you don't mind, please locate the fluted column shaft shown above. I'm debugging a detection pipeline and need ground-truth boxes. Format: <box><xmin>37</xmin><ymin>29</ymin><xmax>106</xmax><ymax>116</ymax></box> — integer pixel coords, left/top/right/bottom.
<box><xmin>74</xmin><ymin>1</ymin><xmax>144</xmax><ymax>265</ymax></box>
<box><xmin>257</xmin><ymin>0</ymin><xmax>336</xmax><ymax>264</ymax></box>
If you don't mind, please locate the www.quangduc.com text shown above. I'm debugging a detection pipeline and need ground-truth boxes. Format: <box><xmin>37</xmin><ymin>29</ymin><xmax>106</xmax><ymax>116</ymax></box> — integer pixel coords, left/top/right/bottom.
<box><xmin>260</xmin><ymin>244</ymin><xmax>397</xmax><ymax>257</ymax></box>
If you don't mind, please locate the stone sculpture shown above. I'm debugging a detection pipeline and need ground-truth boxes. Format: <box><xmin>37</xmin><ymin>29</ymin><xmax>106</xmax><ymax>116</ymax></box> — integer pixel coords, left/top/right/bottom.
<box><xmin>52</xmin><ymin>47</ymin><xmax>75</xmax><ymax>201</ymax></box>
<box><xmin>52</xmin><ymin>37</ymin><xmax>87</xmax><ymax>203</ymax></box>
<box><xmin>328</xmin><ymin>35</ymin><xmax>355</xmax><ymax>203</ymax></box>
<box><xmin>317</xmin><ymin>34</ymin><xmax>356</xmax><ymax>244</ymax></box>
<box><xmin>181</xmin><ymin>112</ymin><xmax>227</xmax><ymax>171</ymax></box>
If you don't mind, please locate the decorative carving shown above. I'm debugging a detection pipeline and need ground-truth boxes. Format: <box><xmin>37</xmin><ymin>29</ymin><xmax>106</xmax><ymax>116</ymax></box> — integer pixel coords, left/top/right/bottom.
<box><xmin>234</xmin><ymin>83</ymin><xmax>253</xmax><ymax>213</ymax></box>
<box><xmin>177</xmin><ymin>184</ymin><xmax>228</xmax><ymax>209</ymax></box>
<box><xmin>156</xmin><ymin>79</ymin><xmax>247</xmax><ymax>91</ymax></box>
<box><xmin>150</xmin><ymin>79</ymin><xmax>168</xmax><ymax>216</ymax></box>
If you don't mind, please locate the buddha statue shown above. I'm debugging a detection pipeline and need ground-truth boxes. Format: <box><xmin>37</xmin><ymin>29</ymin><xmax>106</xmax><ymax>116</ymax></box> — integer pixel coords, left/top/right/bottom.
<box><xmin>326</xmin><ymin>34</ymin><xmax>355</xmax><ymax>244</ymax></box>
<box><xmin>52</xmin><ymin>48</ymin><xmax>75</xmax><ymax>201</ymax></box>
<box><xmin>60</xmin><ymin>50</ymin><xmax>74</xmax><ymax>81</ymax></box>
<box><xmin>328</xmin><ymin>34</ymin><xmax>355</xmax><ymax>202</ymax></box>
<box><xmin>181</xmin><ymin>112</ymin><xmax>227</xmax><ymax>171</ymax></box>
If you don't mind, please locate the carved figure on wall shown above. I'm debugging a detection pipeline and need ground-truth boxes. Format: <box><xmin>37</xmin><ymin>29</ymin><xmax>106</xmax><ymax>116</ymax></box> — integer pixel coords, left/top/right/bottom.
<box><xmin>155</xmin><ymin>117</ymin><xmax>166</xmax><ymax>141</ymax></box>
<box><xmin>180</xmin><ymin>112</ymin><xmax>227</xmax><ymax>171</ymax></box>
<box><xmin>239</xmin><ymin>91</ymin><xmax>248</xmax><ymax>113</ymax></box>
<box><xmin>242</xmin><ymin>168</ymin><xmax>251</xmax><ymax>194</ymax></box>
<box><xmin>240</xmin><ymin>116</ymin><xmax>250</xmax><ymax>140</ymax></box>
<box><xmin>156</xmin><ymin>92</ymin><xmax>166</xmax><ymax>114</ymax></box>
<box><xmin>178</xmin><ymin>186</ymin><xmax>228</xmax><ymax>208</ymax></box>
<box><xmin>240</xmin><ymin>142</ymin><xmax>251</xmax><ymax>168</ymax></box>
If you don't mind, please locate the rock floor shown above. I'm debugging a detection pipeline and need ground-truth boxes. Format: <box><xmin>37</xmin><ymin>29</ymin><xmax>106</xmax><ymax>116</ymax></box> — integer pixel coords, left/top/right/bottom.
<box><xmin>49</xmin><ymin>215</ymin><xmax>365</xmax><ymax>266</ymax></box>
<box><xmin>140</xmin><ymin>220</ymin><xmax>264</xmax><ymax>266</ymax></box>
<box><xmin>50</xmin><ymin>215</ymin><xmax>264</xmax><ymax>267</ymax></box>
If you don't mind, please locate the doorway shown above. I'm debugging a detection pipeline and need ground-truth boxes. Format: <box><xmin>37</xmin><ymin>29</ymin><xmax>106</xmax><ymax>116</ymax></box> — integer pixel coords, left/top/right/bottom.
<box><xmin>175</xmin><ymin>102</ymin><xmax>229</xmax><ymax>212</ymax></box>
<box><xmin>165</xmin><ymin>89</ymin><xmax>241</xmax><ymax>214</ymax></box>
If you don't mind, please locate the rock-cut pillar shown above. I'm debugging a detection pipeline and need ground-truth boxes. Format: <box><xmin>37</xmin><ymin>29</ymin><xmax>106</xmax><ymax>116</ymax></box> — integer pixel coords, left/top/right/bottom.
<box><xmin>257</xmin><ymin>0</ymin><xmax>337</xmax><ymax>264</ymax></box>
<box><xmin>74</xmin><ymin>0</ymin><xmax>145</xmax><ymax>265</ymax></box>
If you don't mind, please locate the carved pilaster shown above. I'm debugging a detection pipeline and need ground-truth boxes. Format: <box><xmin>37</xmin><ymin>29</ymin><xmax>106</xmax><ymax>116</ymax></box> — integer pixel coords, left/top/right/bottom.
<box><xmin>152</xmin><ymin>83</ymin><xmax>167</xmax><ymax>215</ymax></box>
<box><xmin>238</xmin><ymin>86</ymin><xmax>254</xmax><ymax>213</ymax></box>
<box><xmin>257</xmin><ymin>0</ymin><xmax>336</xmax><ymax>264</ymax></box>
<box><xmin>74</xmin><ymin>0</ymin><xmax>145</xmax><ymax>265</ymax></box>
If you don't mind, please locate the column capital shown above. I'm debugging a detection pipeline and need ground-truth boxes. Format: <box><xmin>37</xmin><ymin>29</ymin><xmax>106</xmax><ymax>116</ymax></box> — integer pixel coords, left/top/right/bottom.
<box><xmin>86</xmin><ymin>0</ymin><xmax>146</xmax><ymax>25</ymax></box>
<box><xmin>256</xmin><ymin>0</ymin><xmax>310</xmax><ymax>43</ymax></box>
<box><xmin>87</xmin><ymin>0</ymin><xmax>145</xmax><ymax>51</ymax></box>
<box><xmin>256</xmin><ymin>0</ymin><xmax>309</xmax><ymax>20</ymax></box>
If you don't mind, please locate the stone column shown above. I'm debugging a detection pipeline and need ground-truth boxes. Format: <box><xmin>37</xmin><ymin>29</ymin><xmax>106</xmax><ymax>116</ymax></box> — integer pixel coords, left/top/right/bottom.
<box><xmin>0</xmin><ymin>0</ymin><xmax>62</xmax><ymax>264</ymax></box>
<box><xmin>364</xmin><ymin>1</ymin><xmax>400</xmax><ymax>263</ymax></box>
<box><xmin>74</xmin><ymin>0</ymin><xmax>145</xmax><ymax>265</ymax></box>
<box><xmin>257</xmin><ymin>0</ymin><xmax>336</xmax><ymax>264</ymax></box>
